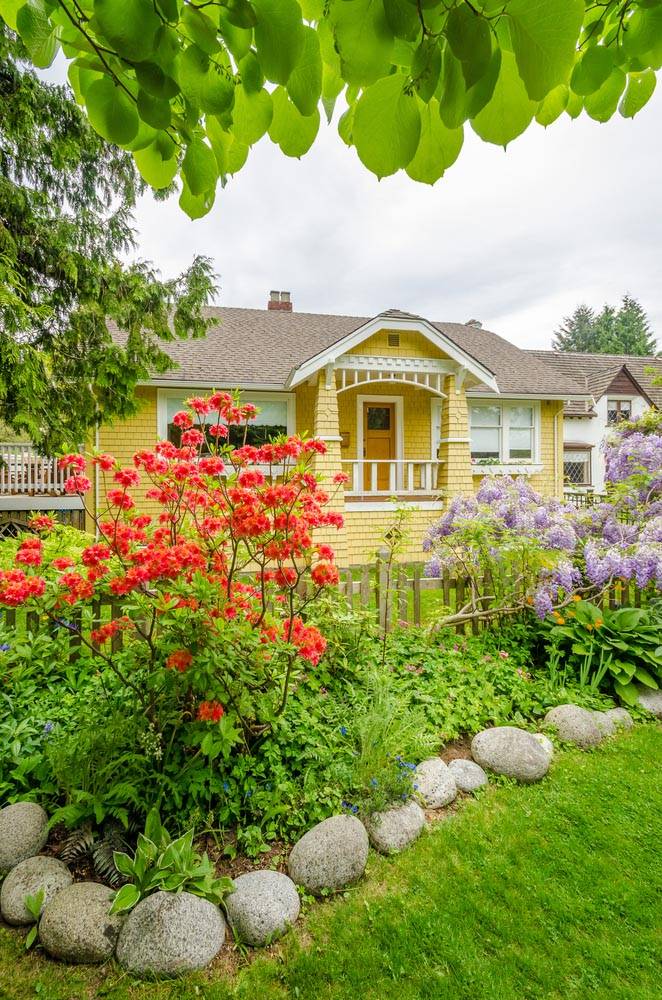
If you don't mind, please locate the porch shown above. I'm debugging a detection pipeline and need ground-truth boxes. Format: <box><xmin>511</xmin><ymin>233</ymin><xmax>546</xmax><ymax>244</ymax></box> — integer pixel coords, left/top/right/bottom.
<box><xmin>0</xmin><ymin>443</ymin><xmax>84</xmax><ymax>532</ymax></box>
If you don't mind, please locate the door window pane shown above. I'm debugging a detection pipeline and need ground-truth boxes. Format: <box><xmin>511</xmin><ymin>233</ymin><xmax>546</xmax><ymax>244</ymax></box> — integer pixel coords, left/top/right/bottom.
<box><xmin>367</xmin><ymin>406</ymin><xmax>391</xmax><ymax>430</ymax></box>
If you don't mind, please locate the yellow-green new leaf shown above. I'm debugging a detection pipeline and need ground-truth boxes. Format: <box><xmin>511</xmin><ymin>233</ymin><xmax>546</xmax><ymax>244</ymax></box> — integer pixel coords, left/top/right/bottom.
<box><xmin>86</xmin><ymin>77</ymin><xmax>139</xmax><ymax>145</ymax></box>
<box><xmin>471</xmin><ymin>50</ymin><xmax>538</xmax><ymax>147</ymax></box>
<box><xmin>406</xmin><ymin>99</ymin><xmax>463</xmax><ymax>185</ymax></box>
<box><xmin>584</xmin><ymin>67</ymin><xmax>626</xmax><ymax>123</ymax></box>
<box><xmin>508</xmin><ymin>0</ymin><xmax>584</xmax><ymax>100</ymax></box>
<box><xmin>232</xmin><ymin>87</ymin><xmax>273</xmax><ymax>146</ymax></box>
<box><xmin>268</xmin><ymin>86</ymin><xmax>320</xmax><ymax>157</ymax></box>
<box><xmin>93</xmin><ymin>0</ymin><xmax>161</xmax><ymax>63</ymax></box>
<box><xmin>133</xmin><ymin>134</ymin><xmax>179</xmax><ymax>188</ymax></box>
<box><xmin>535</xmin><ymin>84</ymin><xmax>568</xmax><ymax>126</ymax></box>
<box><xmin>253</xmin><ymin>0</ymin><xmax>305</xmax><ymax>85</ymax></box>
<box><xmin>619</xmin><ymin>70</ymin><xmax>656</xmax><ymax>119</ymax></box>
<box><xmin>179</xmin><ymin>181</ymin><xmax>216</xmax><ymax>220</ymax></box>
<box><xmin>182</xmin><ymin>138</ymin><xmax>218</xmax><ymax>195</ymax></box>
<box><xmin>330</xmin><ymin>0</ymin><xmax>394</xmax><ymax>87</ymax></box>
<box><xmin>287</xmin><ymin>26</ymin><xmax>322</xmax><ymax>117</ymax></box>
<box><xmin>353</xmin><ymin>73</ymin><xmax>421</xmax><ymax>178</ymax></box>
<box><xmin>16</xmin><ymin>0</ymin><xmax>58</xmax><ymax>68</ymax></box>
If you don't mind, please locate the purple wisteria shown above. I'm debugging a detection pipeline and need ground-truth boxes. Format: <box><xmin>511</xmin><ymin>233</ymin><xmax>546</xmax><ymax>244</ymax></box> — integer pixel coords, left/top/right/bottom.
<box><xmin>424</xmin><ymin>415</ymin><xmax>662</xmax><ymax>622</ymax></box>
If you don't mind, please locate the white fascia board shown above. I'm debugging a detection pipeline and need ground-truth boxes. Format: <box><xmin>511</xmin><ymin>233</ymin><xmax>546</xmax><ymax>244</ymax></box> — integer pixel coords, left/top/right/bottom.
<box><xmin>467</xmin><ymin>390</ymin><xmax>595</xmax><ymax>403</ymax></box>
<box><xmin>141</xmin><ymin>379</ymin><xmax>286</xmax><ymax>391</ymax></box>
<box><xmin>285</xmin><ymin>315</ymin><xmax>500</xmax><ymax>393</ymax></box>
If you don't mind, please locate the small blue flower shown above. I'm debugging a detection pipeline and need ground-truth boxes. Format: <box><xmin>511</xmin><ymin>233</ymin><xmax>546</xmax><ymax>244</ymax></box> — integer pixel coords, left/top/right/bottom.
<box><xmin>413</xmin><ymin>783</ymin><xmax>419</xmax><ymax>791</ymax></box>
<box><xmin>245</xmin><ymin>789</ymin><xmax>253</xmax><ymax>798</ymax></box>
<box><xmin>43</xmin><ymin>722</ymin><xmax>53</xmax><ymax>735</ymax></box>
<box><xmin>370</xmin><ymin>777</ymin><xmax>378</xmax><ymax>788</ymax></box>
<box><xmin>401</xmin><ymin>793</ymin><xmax>408</xmax><ymax>800</ymax></box>
<box><xmin>222</xmin><ymin>781</ymin><xmax>230</xmax><ymax>792</ymax></box>
<box><xmin>0</xmin><ymin>643</ymin><xmax>10</xmax><ymax>652</ymax></box>
<box><xmin>340</xmin><ymin>726</ymin><xmax>348</xmax><ymax>736</ymax></box>
<box><xmin>351</xmin><ymin>804</ymin><xmax>359</xmax><ymax>814</ymax></box>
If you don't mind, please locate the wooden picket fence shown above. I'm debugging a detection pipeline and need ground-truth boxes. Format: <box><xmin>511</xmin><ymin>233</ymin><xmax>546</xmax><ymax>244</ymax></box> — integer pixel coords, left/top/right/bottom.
<box><xmin>0</xmin><ymin>560</ymin><xmax>649</xmax><ymax>658</ymax></box>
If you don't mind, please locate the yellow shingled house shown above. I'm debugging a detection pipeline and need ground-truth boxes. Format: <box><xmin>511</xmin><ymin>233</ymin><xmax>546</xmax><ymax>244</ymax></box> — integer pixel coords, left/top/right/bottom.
<box><xmin>0</xmin><ymin>292</ymin><xmax>591</xmax><ymax>561</ymax></box>
<box><xmin>91</xmin><ymin>293</ymin><xmax>590</xmax><ymax>564</ymax></box>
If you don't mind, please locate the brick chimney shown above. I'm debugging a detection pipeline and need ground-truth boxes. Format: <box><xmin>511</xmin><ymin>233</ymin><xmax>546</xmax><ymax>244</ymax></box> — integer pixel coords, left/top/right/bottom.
<box><xmin>268</xmin><ymin>290</ymin><xmax>293</xmax><ymax>311</ymax></box>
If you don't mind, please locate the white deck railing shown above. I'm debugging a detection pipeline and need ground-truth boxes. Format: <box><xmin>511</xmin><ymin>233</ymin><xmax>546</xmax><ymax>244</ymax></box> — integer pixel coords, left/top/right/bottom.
<box><xmin>341</xmin><ymin>459</ymin><xmax>442</xmax><ymax>496</ymax></box>
<box><xmin>0</xmin><ymin>444</ymin><xmax>68</xmax><ymax>496</ymax></box>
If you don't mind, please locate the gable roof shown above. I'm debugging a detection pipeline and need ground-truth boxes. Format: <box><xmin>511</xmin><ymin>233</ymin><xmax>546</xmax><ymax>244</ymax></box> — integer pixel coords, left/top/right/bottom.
<box><xmin>527</xmin><ymin>351</ymin><xmax>662</xmax><ymax>416</ymax></box>
<box><xmin>141</xmin><ymin>306</ymin><xmax>590</xmax><ymax>400</ymax></box>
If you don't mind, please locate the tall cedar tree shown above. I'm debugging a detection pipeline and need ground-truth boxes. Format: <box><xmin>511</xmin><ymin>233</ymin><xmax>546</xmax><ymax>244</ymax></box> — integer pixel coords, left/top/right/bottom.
<box><xmin>0</xmin><ymin>27</ymin><xmax>215</xmax><ymax>454</ymax></box>
<box><xmin>553</xmin><ymin>296</ymin><xmax>659</xmax><ymax>356</ymax></box>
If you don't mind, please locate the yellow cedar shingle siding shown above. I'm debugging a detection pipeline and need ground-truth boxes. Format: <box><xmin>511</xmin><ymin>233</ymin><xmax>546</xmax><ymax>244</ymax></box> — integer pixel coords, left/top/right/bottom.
<box><xmin>94</xmin><ymin>387</ymin><xmax>160</xmax><ymax>523</ymax></box>
<box><xmin>348</xmin><ymin>329</ymin><xmax>448</xmax><ymax>360</ymax></box>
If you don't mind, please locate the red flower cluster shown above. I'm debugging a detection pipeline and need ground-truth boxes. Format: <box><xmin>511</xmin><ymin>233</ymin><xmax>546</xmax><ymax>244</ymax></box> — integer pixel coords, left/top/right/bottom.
<box><xmin>58</xmin><ymin>454</ymin><xmax>86</xmax><ymax>472</ymax></box>
<box><xmin>166</xmin><ymin>650</ymin><xmax>193</xmax><ymax>672</ymax></box>
<box><xmin>197</xmin><ymin>700</ymin><xmax>224</xmax><ymax>722</ymax></box>
<box><xmin>285</xmin><ymin>616</ymin><xmax>327</xmax><ymax>666</ymax></box>
<box><xmin>64</xmin><ymin>474</ymin><xmax>92</xmax><ymax>495</ymax></box>
<box><xmin>311</xmin><ymin>562</ymin><xmax>339</xmax><ymax>587</ymax></box>
<box><xmin>16</xmin><ymin>537</ymin><xmax>43</xmax><ymax>567</ymax></box>
<box><xmin>0</xmin><ymin>569</ymin><xmax>46</xmax><ymax>605</ymax></box>
<box><xmin>90</xmin><ymin>617</ymin><xmax>130</xmax><ymax>645</ymax></box>
<box><xmin>29</xmin><ymin>515</ymin><xmax>56</xmax><ymax>532</ymax></box>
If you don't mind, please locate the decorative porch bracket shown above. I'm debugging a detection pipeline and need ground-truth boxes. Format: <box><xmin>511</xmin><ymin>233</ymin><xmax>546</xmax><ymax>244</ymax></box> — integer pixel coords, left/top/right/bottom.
<box><xmin>334</xmin><ymin>355</ymin><xmax>454</xmax><ymax>396</ymax></box>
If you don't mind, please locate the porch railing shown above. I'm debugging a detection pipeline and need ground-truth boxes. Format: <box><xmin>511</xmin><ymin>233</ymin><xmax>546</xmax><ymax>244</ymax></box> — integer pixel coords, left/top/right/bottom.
<box><xmin>341</xmin><ymin>459</ymin><xmax>443</xmax><ymax>496</ymax></box>
<box><xmin>0</xmin><ymin>443</ymin><xmax>68</xmax><ymax>496</ymax></box>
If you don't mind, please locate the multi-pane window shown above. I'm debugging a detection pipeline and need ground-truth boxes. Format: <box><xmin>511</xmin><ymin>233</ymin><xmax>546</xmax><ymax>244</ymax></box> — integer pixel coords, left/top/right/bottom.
<box><xmin>607</xmin><ymin>399</ymin><xmax>631</xmax><ymax>425</ymax></box>
<box><xmin>165</xmin><ymin>394</ymin><xmax>289</xmax><ymax>448</ymax></box>
<box><xmin>563</xmin><ymin>448</ymin><xmax>591</xmax><ymax>486</ymax></box>
<box><xmin>470</xmin><ymin>404</ymin><xmax>535</xmax><ymax>462</ymax></box>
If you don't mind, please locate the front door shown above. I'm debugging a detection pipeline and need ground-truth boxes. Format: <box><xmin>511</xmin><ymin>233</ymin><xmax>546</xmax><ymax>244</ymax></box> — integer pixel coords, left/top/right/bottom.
<box><xmin>363</xmin><ymin>402</ymin><xmax>396</xmax><ymax>491</ymax></box>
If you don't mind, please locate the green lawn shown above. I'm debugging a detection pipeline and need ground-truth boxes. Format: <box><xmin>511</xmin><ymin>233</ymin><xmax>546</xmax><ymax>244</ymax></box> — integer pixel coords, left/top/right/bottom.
<box><xmin>1</xmin><ymin>726</ymin><xmax>660</xmax><ymax>1000</ymax></box>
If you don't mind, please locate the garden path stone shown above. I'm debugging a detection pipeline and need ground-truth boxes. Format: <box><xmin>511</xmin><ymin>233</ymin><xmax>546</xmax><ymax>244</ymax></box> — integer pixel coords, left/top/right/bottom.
<box><xmin>365</xmin><ymin>801</ymin><xmax>425</xmax><ymax>854</ymax></box>
<box><xmin>116</xmin><ymin>890</ymin><xmax>225</xmax><ymax>975</ymax></box>
<box><xmin>544</xmin><ymin>705</ymin><xmax>602</xmax><ymax>748</ymax></box>
<box><xmin>288</xmin><ymin>815</ymin><xmax>369</xmax><ymax>895</ymax></box>
<box><xmin>636</xmin><ymin>687</ymin><xmax>662</xmax><ymax>718</ymax></box>
<box><xmin>225</xmin><ymin>870</ymin><xmax>300</xmax><ymax>946</ymax></box>
<box><xmin>415</xmin><ymin>758</ymin><xmax>457</xmax><ymax>807</ymax></box>
<box><xmin>0</xmin><ymin>802</ymin><xmax>49</xmax><ymax>874</ymax></box>
<box><xmin>447</xmin><ymin>758</ymin><xmax>488</xmax><ymax>793</ymax></box>
<box><xmin>0</xmin><ymin>855</ymin><xmax>72</xmax><ymax>926</ymax></box>
<box><xmin>533</xmin><ymin>733</ymin><xmax>554</xmax><ymax>759</ymax></box>
<box><xmin>471</xmin><ymin>727</ymin><xmax>550</xmax><ymax>782</ymax></box>
<box><xmin>603</xmin><ymin>707</ymin><xmax>633</xmax><ymax>730</ymax></box>
<box><xmin>39</xmin><ymin>882</ymin><xmax>122</xmax><ymax>963</ymax></box>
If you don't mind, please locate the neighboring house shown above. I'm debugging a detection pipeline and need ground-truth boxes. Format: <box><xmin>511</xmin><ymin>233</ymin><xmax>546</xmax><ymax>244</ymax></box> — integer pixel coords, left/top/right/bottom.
<box><xmin>528</xmin><ymin>351</ymin><xmax>662</xmax><ymax>493</ymax></box>
<box><xmin>0</xmin><ymin>295</ymin><xmax>591</xmax><ymax>560</ymax></box>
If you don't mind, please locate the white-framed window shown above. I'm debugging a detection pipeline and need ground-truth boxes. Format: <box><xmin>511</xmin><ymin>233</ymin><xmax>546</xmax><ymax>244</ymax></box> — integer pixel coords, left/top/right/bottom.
<box><xmin>563</xmin><ymin>447</ymin><xmax>592</xmax><ymax>486</ymax></box>
<box><xmin>607</xmin><ymin>399</ymin><xmax>632</xmax><ymax>425</ymax></box>
<box><xmin>469</xmin><ymin>402</ymin><xmax>538</xmax><ymax>463</ymax></box>
<box><xmin>157</xmin><ymin>389</ymin><xmax>295</xmax><ymax>446</ymax></box>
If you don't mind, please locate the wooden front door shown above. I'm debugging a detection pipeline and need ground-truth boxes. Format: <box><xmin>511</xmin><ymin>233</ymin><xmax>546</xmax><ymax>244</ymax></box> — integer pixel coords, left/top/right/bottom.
<box><xmin>363</xmin><ymin>402</ymin><xmax>396</xmax><ymax>491</ymax></box>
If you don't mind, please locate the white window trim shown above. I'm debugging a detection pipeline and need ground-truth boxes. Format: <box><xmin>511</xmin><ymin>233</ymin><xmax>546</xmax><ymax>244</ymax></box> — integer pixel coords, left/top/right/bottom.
<box><xmin>355</xmin><ymin>394</ymin><xmax>404</xmax><ymax>491</ymax></box>
<box><xmin>157</xmin><ymin>388</ymin><xmax>296</xmax><ymax>441</ymax></box>
<box><xmin>469</xmin><ymin>400</ymin><xmax>541</xmax><ymax>466</ymax></box>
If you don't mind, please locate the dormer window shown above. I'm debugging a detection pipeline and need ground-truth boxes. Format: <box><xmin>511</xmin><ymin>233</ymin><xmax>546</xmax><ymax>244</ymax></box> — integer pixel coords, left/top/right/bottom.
<box><xmin>607</xmin><ymin>399</ymin><xmax>631</xmax><ymax>425</ymax></box>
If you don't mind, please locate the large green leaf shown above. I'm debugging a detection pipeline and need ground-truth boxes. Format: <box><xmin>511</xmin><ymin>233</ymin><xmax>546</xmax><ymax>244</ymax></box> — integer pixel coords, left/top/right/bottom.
<box><xmin>252</xmin><ymin>0</ymin><xmax>305</xmax><ymax>85</ymax></box>
<box><xmin>93</xmin><ymin>0</ymin><xmax>161</xmax><ymax>62</ymax></box>
<box><xmin>268</xmin><ymin>86</ymin><xmax>320</xmax><ymax>157</ymax></box>
<box><xmin>86</xmin><ymin>77</ymin><xmax>140</xmax><ymax>145</ymax></box>
<box><xmin>353</xmin><ymin>73</ymin><xmax>421</xmax><ymax>178</ymax></box>
<box><xmin>207</xmin><ymin>117</ymin><xmax>249</xmax><ymax>174</ymax></box>
<box><xmin>471</xmin><ymin>50</ymin><xmax>538</xmax><ymax>146</ymax></box>
<box><xmin>135</xmin><ymin>61</ymin><xmax>180</xmax><ymax>100</ymax></box>
<box><xmin>176</xmin><ymin>45</ymin><xmax>235</xmax><ymax>115</ymax></box>
<box><xmin>286</xmin><ymin>26</ymin><xmax>322</xmax><ymax>117</ymax></box>
<box><xmin>232</xmin><ymin>87</ymin><xmax>273</xmax><ymax>145</ymax></box>
<box><xmin>508</xmin><ymin>0</ymin><xmax>584</xmax><ymax>100</ymax></box>
<box><xmin>136</xmin><ymin>89</ymin><xmax>171</xmax><ymax>130</ymax></box>
<box><xmin>535</xmin><ymin>84</ymin><xmax>568</xmax><ymax>126</ymax></box>
<box><xmin>584</xmin><ymin>67</ymin><xmax>626</xmax><ymax>122</ymax></box>
<box><xmin>446</xmin><ymin>4</ymin><xmax>492</xmax><ymax>88</ymax></box>
<box><xmin>133</xmin><ymin>134</ymin><xmax>178</xmax><ymax>188</ymax></box>
<box><xmin>331</xmin><ymin>0</ymin><xmax>394</xmax><ymax>87</ymax></box>
<box><xmin>406</xmin><ymin>99</ymin><xmax>463</xmax><ymax>185</ymax></box>
<box><xmin>619</xmin><ymin>70</ymin><xmax>657</xmax><ymax>118</ymax></box>
<box><xmin>16</xmin><ymin>0</ymin><xmax>58</xmax><ymax>68</ymax></box>
<box><xmin>181</xmin><ymin>5</ymin><xmax>221</xmax><ymax>55</ymax></box>
<box><xmin>182</xmin><ymin>138</ymin><xmax>218</xmax><ymax>195</ymax></box>
<box><xmin>570</xmin><ymin>46</ymin><xmax>614</xmax><ymax>97</ymax></box>
<box><xmin>438</xmin><ymin>47</ymin><xmax>467</xmax><ymax>129</ymax></box>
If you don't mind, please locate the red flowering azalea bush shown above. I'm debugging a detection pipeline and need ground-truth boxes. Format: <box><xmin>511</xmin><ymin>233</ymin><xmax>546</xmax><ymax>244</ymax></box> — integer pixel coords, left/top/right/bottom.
<box><xmin>0</xmin><ymin>393</ymin><xmax>343</xmax><ymax>772</ymax></box>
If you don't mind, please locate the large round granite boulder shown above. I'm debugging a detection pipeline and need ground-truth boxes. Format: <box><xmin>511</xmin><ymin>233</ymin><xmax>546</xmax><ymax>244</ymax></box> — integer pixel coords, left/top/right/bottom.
<box><xmin>471</xmin><ymin>727</ymin><xmax>551</xmax><ymax>783</ymax></box>
<box><xmin>0</xmin><ymin>802</ymin><xmax>49</xmax><ymax>874</ymax></box>
<box><xmin>116</xmin><ymin>891</ymin><xmax>225</xmax><ymax>975</ymax></box>
<box><xmin>414</xmin><ymin>758</ymin><xmax>457</xmax><ymax>807</ymax></box>
<box><xmin>1</xmin><ymin>855</ymin><xmax>72</xmax><ymax>925</ymax></box>
<box><xmin>544</xmin><ymin>705</ymin><xmax>602</xmax><ymax>748</ymax></box>
<box><xmin>364</xmin><ymin>801</ymin><xmax>425</xmax><ymax>855</ymax></box>
<box><xmin>39</xmin><ymin>883</ymin><xmax>122</xmax><ymax>964</ymax></box>
<box><xmin>288</xmin><ymin>815</ymin><xmax>369</xmax><ymax>895</ymax></box>
<box><xmin>225</xmin><ymin>870</ymin><xmax>300</xmax><ymax>946</ymax></box>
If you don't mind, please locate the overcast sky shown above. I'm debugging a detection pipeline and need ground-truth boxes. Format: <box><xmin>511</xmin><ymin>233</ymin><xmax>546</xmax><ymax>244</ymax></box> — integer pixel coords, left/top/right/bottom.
<box><xmin>48</xmin><ymin>58</ymin><xmax>662</xmax><ymax>351</ymax></box>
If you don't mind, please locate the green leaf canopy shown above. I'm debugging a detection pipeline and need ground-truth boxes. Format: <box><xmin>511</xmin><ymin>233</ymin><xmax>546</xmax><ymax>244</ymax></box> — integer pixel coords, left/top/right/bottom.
<box><xmin>2</xmin><ymin>0</ymin><xmax>660</xmax><ymax>218</ymax></box>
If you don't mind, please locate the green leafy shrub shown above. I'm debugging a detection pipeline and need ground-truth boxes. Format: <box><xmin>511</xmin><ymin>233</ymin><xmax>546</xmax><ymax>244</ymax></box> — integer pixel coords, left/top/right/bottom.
<box><xmin>544</xmin><ymin>600</ymin><xmax>662</xmax><ymax>704</ymax></box>
<box><xmin>111</xmin><ymin>810</ymin><xmax>233</xmax><ymax>914</ymax></box>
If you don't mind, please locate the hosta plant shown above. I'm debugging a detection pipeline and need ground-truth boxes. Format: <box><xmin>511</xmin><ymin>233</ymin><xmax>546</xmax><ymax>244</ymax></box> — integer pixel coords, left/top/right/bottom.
<box><xmin>545</xmin><ymin>600</ymin><xmax>662</xmax><ymax>704</ymax></box>
<box><xmin>110</xmin><ymin>809</ymin><xmax>233</xmax><ymax>913</ymax></box>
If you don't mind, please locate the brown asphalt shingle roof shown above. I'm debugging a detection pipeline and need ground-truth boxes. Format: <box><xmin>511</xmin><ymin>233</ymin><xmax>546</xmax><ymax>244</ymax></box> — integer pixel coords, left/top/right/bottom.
<box><xmin>527</xmin><ymin>350</ymin><xmax>662</xmax><ymax>416</ymax></box>
<box><xmin>136</xmin><ymin>306</ymin><xmax>589</xmax><ymax>398</ymax></box>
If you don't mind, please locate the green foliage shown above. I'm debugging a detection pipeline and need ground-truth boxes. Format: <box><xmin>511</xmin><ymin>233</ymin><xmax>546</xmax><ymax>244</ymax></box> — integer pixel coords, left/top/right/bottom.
<box><xmin>3</xmin><ymin>0</ymin><xmax>659</xmax><ymax>219</ymax></box>
<box><xmin>110</xmin><ymin>809</ymin><xmax>234</xmax><ymax>914</ymax></box>
<box><xmin>22</xmin><ymin>889</ymin><xmax>43</xmax><ymax>949</ymax></box>
<box><xmin>553</xmin><ymin>295</ymin><xmax>659</xmax><ymax>355</ymax></box>
<box><xmin>0</xmin><ymin>26</ymin><xmax>215</xmax><ymax>452</ymax></box>
<box><xmin>544</xmin><ymin>600</ymin><xmax>662</xmax><ymax>704</ymax></box>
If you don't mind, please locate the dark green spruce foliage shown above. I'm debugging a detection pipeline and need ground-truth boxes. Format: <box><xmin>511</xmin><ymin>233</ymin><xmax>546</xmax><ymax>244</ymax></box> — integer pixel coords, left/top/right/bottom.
<box><xmin>553</xmin><ymin>295</ymin><xmax>659</xmax><ymax>355</ymax></box>
<box><xmin>0</xmin><ymin>27</ymin><xmax>215</xmax><ymax>452</ymax></box>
